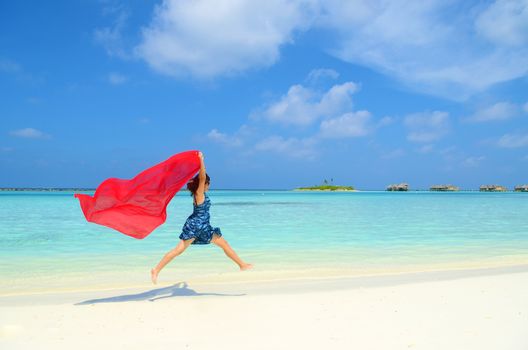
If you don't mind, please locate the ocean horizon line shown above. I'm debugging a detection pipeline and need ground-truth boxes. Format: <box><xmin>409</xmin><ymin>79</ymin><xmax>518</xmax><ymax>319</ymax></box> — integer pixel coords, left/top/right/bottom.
<box><xmin>0</xmin><ymin>187</ymin><xmax>526</xmax><ymax>192</ymax></box>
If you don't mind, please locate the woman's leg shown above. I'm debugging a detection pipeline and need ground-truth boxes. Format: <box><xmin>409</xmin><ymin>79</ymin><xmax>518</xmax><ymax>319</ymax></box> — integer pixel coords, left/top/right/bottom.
<box><xmin>151</xmin><ymin>238</ymin><xmax>194</xmax><ymax>284</ymax></box>
<box><xmin>212</xmin><ymin>235</ymin><xmax>252</xmax><ymax>270</ymax></box>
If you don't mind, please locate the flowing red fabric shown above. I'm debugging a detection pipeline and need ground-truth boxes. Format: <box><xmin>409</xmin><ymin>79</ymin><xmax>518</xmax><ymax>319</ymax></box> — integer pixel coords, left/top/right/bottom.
<box><xmin>74</xmin><ymin>150</ymin><xmax>200</xmax><ymax>239</ymax></box>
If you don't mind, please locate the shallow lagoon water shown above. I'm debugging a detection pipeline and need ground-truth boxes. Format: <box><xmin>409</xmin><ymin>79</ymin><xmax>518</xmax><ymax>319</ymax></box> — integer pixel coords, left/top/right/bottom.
<box><xmin>1</xmin><ymin>190</ymin><xmax>527</xmax><ymax>294</ymax></box>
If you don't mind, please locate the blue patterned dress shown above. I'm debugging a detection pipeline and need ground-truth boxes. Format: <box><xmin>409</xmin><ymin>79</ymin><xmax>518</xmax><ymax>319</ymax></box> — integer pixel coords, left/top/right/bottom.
<box><xmin>179</xmin><ymin>193</ymin><xmax>222</xmax><ymax>244</ymax></box>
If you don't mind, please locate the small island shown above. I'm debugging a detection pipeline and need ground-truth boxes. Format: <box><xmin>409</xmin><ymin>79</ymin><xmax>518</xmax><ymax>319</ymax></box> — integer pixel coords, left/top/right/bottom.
<box><xmin>295</xmin><ymin>185</ymin><xmax>356</xmax><ymax>191</ymax></box>
<box><xmin>295</xmin><ymin>179</ymin><xmax>355</xmax><ymax>191</ymax></box>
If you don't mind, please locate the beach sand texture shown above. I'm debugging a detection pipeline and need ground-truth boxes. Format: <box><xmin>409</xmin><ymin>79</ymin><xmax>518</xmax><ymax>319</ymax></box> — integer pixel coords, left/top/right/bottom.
<box><xmin>1</xmin><ymin>266</ymin><xmax>527</xmax><ymax>350</ymax></box>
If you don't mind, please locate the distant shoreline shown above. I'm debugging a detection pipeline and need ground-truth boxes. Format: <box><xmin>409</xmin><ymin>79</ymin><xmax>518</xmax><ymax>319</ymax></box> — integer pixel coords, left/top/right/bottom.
<box><xmin>293</xmin><ymin>188</ymin><xmax>357</xmax><ymax>192</ymax></box>
<box><xmin>0</xmin><ymin>188</ymin><xmax>525</xmax><ymax>192</ymax></box>
<box><xmin>0</xmin><ymin>188</ymin><xmax>360</xmax><ymax>192</ymax></box>
<box><xmin>294</xmin><ymin>185</ymin><xmax>356</xmax><ymax>192</ymax></box>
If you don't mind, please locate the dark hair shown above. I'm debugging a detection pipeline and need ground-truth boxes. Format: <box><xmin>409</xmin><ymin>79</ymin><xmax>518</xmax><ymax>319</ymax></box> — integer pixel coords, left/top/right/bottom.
<box><xmin>187</xmin><ymin>173</ymin><xmax>210</xmax><ymax>196</ymax></box>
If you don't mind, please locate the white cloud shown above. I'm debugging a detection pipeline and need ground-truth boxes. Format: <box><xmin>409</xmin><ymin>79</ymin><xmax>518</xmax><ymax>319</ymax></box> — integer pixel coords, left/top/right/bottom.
<box><xmin>205</xmin><ymin>70</ymin><xmax>385</xmax><ymax>159</ymax></box>
<box><xmin>9</xmin><ymin>128</ymin><xmax>50</xmax><ymax>139</ymax></box>
<box><xmin>463</xmin><ymin>156</ymin><xmax>485</xmax><ymax>167</ymax></box>
<box><xmin>319</xmin><ymin>111</ymin><xmax>371</xmax><ymax>138</ymax></box>
<box><xmin>381</xmin><ymin>148</ymin><xmax>405</xmax><ymax>159</ymax></box>
<box><xmin>254</xmin><ymin>135</ymin><xmax>318</xmax><ymax>159</ymax></box>
<box><xmin>128</xmin><ymin>0</ymin><xmax>527</xmax><ymax>98</ymax></box>
<box><xmin>305</xmin><ymin>68</ymin><xmax>339</xmax><ymax>84</ymax></box>
<box><xmin>466</xmin><ymin>102</ymin><xmax>520</xmax><ymax>122</ymax></box>
<box><xmin>94</xmin><ymin>6</ymin><xmax>130</xmax><ymax>58</ymax></box>
<box><xmin>260</xmin><ymin>85</ymin><xmax>317</xmax><ymax>125</ymax></box>
<box><xmin>108</xmin><ymin>72</ymin><xmax>127</xmax><ymax>85</ymax></box>
<box><xmin>417</xmin><ymin>144</ymin><xmax>434</xmax><ymax>154</ymax></box>
<box><xmin>237</xmin><ymin>70</ymin><xmax>385</xmax><ymax>158</ymax></box>
<box><xmin>319</xmin><ymin>0</ymin><xmax>528</xmax><ymax>99</ymax></box>
<box><xmin>404</xmin><ymin>111</ymin><xmax>449</xmax><ymax>143</ymax></box>
<box><xmin>135</xmin><ymin>0</ymin><xmax>314</xmax><ymax>78</ymax></box>
<box><xmin>0</xmin><ymin>58</ymin><xmax>43</xmax><ymax>85</ymax></box>
<box><xmin>207</xmin><ymin>125</ymin><xmax>254</xmax><ymax>148</ymax></box>
<box><xmin>207</xmin><ymin>129</ymin><xmax>243</xmax><ymax>147</ymax></box>
<box><xmin>497</xmin><ymin>133</ymin><xmax>528</xmax><ymax>148</ymax></box>
<box><xmin>376</xmin><ymin>116</ymin><xmax>395</xmax><ymax>128</ymax></box>
<box><xmin>259</xmin><ymin>81</ymin><xmax>359</xmax><ymax>126</ymax></box>
<box><xmin>318</xmin><ymin>82</ymin><xmax>358</xmax><ymax>116</ymax></box>
<box><xmin>475</xmin><ymin>0</ymin><xmax>528</xmax><ymax>47</ymax></box>
<box><xmin>439</xmin><ymin>146</ymin><xmax>457</xmax><ymax>156</ymax></box>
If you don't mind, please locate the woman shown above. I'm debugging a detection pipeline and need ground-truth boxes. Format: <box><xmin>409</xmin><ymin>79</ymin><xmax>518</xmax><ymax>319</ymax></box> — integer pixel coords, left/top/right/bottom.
<box><xmin>151</xmin><ymin>152</ymin><xmax>252</xmax><ymax>284</ymax></box>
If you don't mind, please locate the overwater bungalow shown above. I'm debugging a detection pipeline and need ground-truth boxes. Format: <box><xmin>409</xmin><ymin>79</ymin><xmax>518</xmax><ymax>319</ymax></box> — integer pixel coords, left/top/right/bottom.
<box><xmin>386</xmin><ymin>183</ymin><xmax>409</xmax><ymax>191</ymax></box>
<box><xmin>514</xmin><ymin>185</ymin><xmax>528</xmax><ymax>192</ymax></box>
<box><xmin>430</xmin><ymin>184</ymin><xmax>459</xmax><ymax>191</ymax></box>
<box><xmin>479</xmin><ymin>185</ymin><xmax>508</xmax><ymax>192</ymax></box>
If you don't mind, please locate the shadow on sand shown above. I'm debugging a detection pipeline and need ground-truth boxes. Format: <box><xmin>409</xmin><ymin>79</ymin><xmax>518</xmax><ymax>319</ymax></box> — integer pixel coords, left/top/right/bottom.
<box><xmin>75</xmin><ymin>282</ymin><xmax>245</xmax><ymax>305</ymax></box>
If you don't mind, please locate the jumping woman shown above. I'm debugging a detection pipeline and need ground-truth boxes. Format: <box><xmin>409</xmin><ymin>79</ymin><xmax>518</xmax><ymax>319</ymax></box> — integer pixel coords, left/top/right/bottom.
<box><xmin>150</xmin><ymin>152</ymin><xmax>252</xmax><ymax>284</ymax></box>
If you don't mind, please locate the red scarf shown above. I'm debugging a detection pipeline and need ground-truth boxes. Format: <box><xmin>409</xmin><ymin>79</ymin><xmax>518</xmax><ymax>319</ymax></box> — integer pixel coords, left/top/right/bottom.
<box><xmin>74</xmin><ymin>150</ymin><xmax>200</xmax><ymax>239</ymax></box>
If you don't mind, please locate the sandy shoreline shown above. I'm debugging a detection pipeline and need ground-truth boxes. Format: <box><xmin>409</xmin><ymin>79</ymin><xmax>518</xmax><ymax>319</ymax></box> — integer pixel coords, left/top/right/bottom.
<box><xmin>4</xmin><ymin>254</ymin><xmax>528</xmax><ymax>297</ymax></box>
<box><xmin>1</xmin><ymin>265</ymin><xmax>527</xmax><ymax>349</ymax></box>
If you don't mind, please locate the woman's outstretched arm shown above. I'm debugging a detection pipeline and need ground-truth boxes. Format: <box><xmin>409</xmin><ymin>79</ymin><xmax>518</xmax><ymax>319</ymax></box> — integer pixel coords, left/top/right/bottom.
<box><xmin>194</xmin><ymin>152</ymin><xmax>206</xmax><ymax>205</ymax></box>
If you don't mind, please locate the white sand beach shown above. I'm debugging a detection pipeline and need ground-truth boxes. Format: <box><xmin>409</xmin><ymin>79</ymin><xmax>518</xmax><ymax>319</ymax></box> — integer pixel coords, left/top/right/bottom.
<box><xmin>1</xmin><ymin>265</ymin><xmax>527</xmax><ymax>350</ymax></box>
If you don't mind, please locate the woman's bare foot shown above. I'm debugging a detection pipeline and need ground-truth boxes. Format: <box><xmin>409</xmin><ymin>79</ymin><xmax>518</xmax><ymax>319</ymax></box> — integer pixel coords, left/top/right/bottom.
<box><xmin>240</xmin><ymin>263</ymin><xmax>253</xmax><ymax>271</ymax></box>
<box><xmin>150</xmin><ymin>268</ymin><xmax>159</xmax><ymax>284</ymax></box>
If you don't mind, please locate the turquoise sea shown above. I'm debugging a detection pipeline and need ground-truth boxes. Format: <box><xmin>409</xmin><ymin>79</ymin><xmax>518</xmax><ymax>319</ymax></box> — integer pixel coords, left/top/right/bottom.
<box><xmin>1</xmin><ymin>190</ymin><xmax>527</xmax><ymax>295</ymax></box>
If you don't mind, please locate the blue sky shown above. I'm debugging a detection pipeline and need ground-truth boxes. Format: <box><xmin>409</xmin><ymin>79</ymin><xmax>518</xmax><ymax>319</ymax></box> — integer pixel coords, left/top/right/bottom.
<box><xmin>1</xmin><ymin>0</ymin><xmax>527</xmax><ymax>190</ymax></box>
